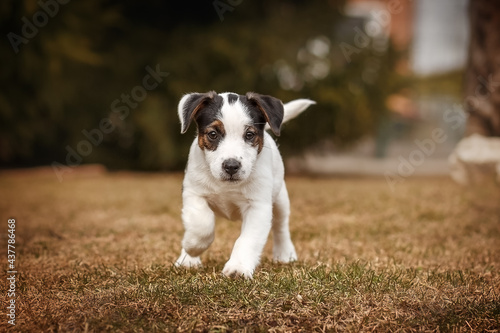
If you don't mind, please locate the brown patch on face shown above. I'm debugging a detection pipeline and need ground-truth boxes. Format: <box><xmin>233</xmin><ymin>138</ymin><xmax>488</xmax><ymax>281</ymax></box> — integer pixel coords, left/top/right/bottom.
<box><xmin>198</xmin><ymin>120</ymin><xmax>226</xmax><ymax>151</ymax></box>
<box><xmin>245</xmin><ymin>126</ymin><xmax>264</xmax><ymax>153</ymax></box>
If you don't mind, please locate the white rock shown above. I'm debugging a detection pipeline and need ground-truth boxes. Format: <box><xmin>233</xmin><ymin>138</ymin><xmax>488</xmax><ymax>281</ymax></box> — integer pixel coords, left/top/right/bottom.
<box><xmin>449</xmin><ymin>134</ymin><xmax>500</xmax><ymax>185</ymax></box>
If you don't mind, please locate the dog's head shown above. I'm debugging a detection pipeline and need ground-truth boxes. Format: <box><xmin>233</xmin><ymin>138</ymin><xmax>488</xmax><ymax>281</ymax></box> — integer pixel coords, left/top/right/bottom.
<box><xmin>178</xmin><ymin>91</ymin><xmax>284</xmax><ymax>182</ymax></box>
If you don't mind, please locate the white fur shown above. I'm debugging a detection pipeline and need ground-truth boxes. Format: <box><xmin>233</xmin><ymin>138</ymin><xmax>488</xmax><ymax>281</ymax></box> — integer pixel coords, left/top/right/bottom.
<box><xmin>175</xmin><ymin>93</ymin><xmax>315</xmax><ymax>278</ymax></box>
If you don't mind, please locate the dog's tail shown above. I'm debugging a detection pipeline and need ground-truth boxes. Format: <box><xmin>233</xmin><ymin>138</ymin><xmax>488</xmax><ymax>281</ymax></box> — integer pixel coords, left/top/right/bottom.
<box><xmin>265</xmin><ymin>99</ymin><xmax>316</xmax><ymax>132</ymax></box>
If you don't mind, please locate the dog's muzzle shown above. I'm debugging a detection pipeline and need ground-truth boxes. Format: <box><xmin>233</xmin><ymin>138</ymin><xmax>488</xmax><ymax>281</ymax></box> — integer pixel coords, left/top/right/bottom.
<box><xmin>222</xmin><ymin>158</ymin><xmax>241</xmax><ymax>177</ymax></box>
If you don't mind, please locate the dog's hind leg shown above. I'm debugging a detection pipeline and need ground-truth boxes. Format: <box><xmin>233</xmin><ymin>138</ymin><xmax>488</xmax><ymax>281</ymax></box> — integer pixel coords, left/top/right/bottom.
<box><xmin>272</xmin><ymin>184</ymin><xmax>298</xmax><ymax>263</ymax></box>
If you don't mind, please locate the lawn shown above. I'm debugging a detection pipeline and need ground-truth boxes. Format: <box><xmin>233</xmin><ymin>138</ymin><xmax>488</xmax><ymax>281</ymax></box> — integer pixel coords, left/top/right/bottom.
<box><xmin>0</xmin><ymin>168</ymin><xmax>499</xmax><ymax>332</ymax></box>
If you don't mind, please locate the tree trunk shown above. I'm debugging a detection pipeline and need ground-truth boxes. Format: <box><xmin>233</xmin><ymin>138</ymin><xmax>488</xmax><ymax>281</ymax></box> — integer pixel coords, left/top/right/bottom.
<box><xmin>465</xmin><ymin>0</ymin><xmax>500</xmax><ymax>137</ymax></box>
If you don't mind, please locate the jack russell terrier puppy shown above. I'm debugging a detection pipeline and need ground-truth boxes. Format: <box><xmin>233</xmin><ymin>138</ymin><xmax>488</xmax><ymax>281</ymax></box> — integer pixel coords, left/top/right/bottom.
<box><xmin>175</xmin><ymin>91</ymin><xmax>315</xmax><ymax>278</ymax></box>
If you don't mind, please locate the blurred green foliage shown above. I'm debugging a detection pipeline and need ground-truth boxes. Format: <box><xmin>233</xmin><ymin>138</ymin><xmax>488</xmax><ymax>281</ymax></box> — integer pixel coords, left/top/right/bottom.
<box><xmin>1</xmin><ymin>0</ymin><xmax>403</xmax><ymax>171</ymax></box>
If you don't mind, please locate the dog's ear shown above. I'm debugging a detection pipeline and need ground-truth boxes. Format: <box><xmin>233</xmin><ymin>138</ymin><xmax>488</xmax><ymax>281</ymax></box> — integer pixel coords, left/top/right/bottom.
<box><xmin>178</xmin><ymin>91</ymin><xmax>218</xmax><ymax>134</ymax></box>
<box><xmin>245</xmin><ymin>92</ymin><xmax>284</xmax><ymax>136</ymax></box>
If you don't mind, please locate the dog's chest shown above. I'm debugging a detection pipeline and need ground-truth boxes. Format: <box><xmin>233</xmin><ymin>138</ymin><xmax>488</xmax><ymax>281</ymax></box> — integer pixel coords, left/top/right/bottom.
<box><xmin>206</xmin><ymin>191</ymin><xmax>249</xmax><ymax>221</ymax></box>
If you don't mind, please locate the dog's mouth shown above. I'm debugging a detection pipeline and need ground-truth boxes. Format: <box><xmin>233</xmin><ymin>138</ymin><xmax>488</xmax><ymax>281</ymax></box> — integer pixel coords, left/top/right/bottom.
<box><xmin>222</xmin><ymin>175</ymin><xmax>242</xmax><ymax>183</ymax></box>
<box><xmin>219</xmin><ymin>172</ymin><xmax>244</xmax><ymax>183</ymax></box>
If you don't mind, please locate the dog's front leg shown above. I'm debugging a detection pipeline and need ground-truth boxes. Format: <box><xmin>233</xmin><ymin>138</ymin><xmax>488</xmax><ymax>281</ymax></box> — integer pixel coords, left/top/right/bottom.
<box><xmin>175</xmin><ymin>193</ymin><xmax>215</xmax><ymax>268</ymax></box>
<box><xmin>222</xmin><ymin>203</ymin><xmax>272</xmax><ymax>279</ymax></box>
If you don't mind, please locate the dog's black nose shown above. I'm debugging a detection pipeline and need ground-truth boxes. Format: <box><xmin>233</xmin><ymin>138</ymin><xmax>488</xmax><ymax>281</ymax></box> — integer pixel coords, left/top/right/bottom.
<box><xmin>222</xmin><ymin>158</ymin><xmax>241</xmax><ymax>176</ymax></box>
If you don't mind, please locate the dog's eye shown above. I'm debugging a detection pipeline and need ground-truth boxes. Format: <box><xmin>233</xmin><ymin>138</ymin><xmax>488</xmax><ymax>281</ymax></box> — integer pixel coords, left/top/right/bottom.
<box><xmin>245</xmin><ymin>131</ymin><xmax>256</xmax><ymax>141</ymax></box>
<box><xmin>207</xmin><ymin>131</ymin><xmax>218</xmax><ymax>141</ymax></box>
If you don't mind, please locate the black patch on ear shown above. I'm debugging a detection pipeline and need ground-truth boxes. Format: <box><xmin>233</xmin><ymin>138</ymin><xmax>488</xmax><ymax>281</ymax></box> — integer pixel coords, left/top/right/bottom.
<box><xmin>243</xmin><ymin>92</ymin><xmax>284</xmax><ymax>136</ymax></box>
<box><xmin>181</xmin><ymin>91</ymin><xmax>223</xmax><ymax>133</ymax></box>
<box><xmin>194</xmin><ymin>98</ymin><xmax>224</xmax><ymax>132</ymax></box>
<box><xmin>227</xmin><ymin>93</ymin><xmax>239</xmax><ymax>105</ymax></box>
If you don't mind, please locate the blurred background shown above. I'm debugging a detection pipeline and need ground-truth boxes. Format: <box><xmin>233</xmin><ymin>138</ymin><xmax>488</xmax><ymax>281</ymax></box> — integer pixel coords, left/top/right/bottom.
<box><xmin>0</xmin><ymin>0</ymin><xmax>471</xmax><ymax>176</ymax></box>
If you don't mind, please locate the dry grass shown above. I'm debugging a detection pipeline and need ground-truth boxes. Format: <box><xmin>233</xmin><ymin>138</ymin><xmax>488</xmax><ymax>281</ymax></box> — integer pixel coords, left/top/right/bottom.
<box><xmin>0</xmin><ymin>169</ymin><xmax>499</xmax><ymax>332</ymax></box>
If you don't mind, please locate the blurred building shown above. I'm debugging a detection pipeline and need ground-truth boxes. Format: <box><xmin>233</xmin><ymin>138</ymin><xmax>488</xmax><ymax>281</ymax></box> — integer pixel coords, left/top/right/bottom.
<box><xmin>292</xmin><ymin>0</ymin><xmax>471</xmax><ymax>175</ymax></box>
<box><xmin>344</xmin><ymin>0</ymin><xmax>469</xmax><ymax>75</ymax></box>
<box><xmin>411</xmin><ymin>0</ymin><xmax>469</xmax><ymax>76</ymax></box>
<box><xmin>344</xmin><ymin>0</ymin><xmax>414</xmax><ymax>74</ymax></box>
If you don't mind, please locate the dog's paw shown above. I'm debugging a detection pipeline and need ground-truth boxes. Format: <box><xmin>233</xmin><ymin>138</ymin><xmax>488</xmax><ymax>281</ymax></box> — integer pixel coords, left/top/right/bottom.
<box><xmin>273</xmin><ymin>246</ymin><xmax>298</xmax><ymax>263</ymax></box>
<box><xmin>175</xmin><ymin>249</ymin><xmax>202</xmax><ymax>268</ymax></box>
<box><xmin>222</xmin><ymin>260</ymin><xmax>254</xmax><ymax>279</ymax></box>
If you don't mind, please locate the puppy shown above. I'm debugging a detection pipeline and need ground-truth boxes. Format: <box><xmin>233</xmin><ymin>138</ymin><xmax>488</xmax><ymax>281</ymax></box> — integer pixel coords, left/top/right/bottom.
<box><xmin>175</xmin><ymin>91</ymin><xmax>315</xmax><ymax>278</ymax></box>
